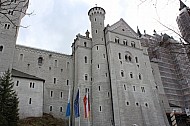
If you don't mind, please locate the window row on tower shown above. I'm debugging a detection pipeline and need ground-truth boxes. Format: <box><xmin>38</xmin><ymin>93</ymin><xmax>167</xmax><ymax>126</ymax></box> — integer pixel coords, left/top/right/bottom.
<box><xmin>115</xmin><ymin>37</ymin><xmax>136</xmax><ymax>48</ymax></box>
<box><xmin>121</xmin><ymin>71</ymin><xmax>142</xmax><ymax>80</ymax></box>
<box><xmin>125</xmin><ymin>101</ymin><xmax>148</xmax><ymax>107</ymax></box>
<box><xmin>123</xmin><ymin>85</ymin><xmax>145</xmax><ymax>92</ymax></box>
<box><xmin>118</xmin><ymin>53</ymin><xmax>139</xmax><ymax>63</ymax></box>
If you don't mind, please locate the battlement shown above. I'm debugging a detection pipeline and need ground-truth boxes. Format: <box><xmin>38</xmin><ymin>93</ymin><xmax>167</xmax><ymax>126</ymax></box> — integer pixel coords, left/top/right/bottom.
<box><xmin>88</xmin><ymin>7</ymin><xmax>105</xmax><ymax>17</ymax></box>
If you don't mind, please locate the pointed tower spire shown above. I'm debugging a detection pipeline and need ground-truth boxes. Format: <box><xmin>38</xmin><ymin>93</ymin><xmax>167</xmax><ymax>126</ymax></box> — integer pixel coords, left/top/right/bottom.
<box><xmin>137</xmin><ymin>26</ymin><xmax>142</xmax><ymax>37</ymax></box>
<box><xmin>179</xmin><ymin>0</ymin><xmax>187</xmax><ymax>11</ymax></box>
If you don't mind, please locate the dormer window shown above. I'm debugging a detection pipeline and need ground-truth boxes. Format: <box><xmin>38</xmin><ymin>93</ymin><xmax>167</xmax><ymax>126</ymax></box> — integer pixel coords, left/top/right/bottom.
<box><xmin>38</xmin><ymin>57</ymin><xmax>43</xmax><ymax>65</ymax></box>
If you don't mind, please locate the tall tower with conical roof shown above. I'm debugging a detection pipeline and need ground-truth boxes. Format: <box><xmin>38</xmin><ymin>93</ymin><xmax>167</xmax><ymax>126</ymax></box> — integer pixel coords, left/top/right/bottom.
<box><xmin>177</xmin><ymin>0</ymin><xmax>190</xmax><ymax>43</ymax></box>
<box><xmin>88</xmin><ymin>7</ymin><xmax>114</xmax><ymax>126</ymax></box>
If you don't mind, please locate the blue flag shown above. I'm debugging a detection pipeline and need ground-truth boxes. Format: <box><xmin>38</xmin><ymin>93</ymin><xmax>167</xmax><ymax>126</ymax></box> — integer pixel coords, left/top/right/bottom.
<box><xmin>74</xmin><ymin>89</ymin><xmax>80</xmax><ymax>118</ymax></box>
<box><xmin>66</xmin><ymin>87</ymin><xmax>71</xmax><ymax>117</ymax></box>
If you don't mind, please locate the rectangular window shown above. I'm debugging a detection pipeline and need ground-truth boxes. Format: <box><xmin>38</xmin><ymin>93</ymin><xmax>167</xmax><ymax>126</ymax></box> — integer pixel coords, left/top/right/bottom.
<box><xmin>50</xmin><ymin>106</ymin><xmax>53</xmax><ymax>111</ymax></box>
<box><xmin>60</xmin><ymin>92</ymin><xmax>63</xmax><ymax>98</ymax></box>
<box><xmin>53</xmin><ymin>78</ymin><xmax>56</xmax><ymax>84</ymax></box>
<box><xmin>99</xmin><ymin>106</ymin><xmax>102</xmax><ymax>112</ymax></box>
<box><xmin>133</xmin><ymin>86</ymin><xmax>136</xmax><ymax>91</ymax></box>
<box><xmin>103</xmin><ymin>54</ymin><xmax>105</xmax><ymax>58</ymax></box>
<box><xmin>85</xmin><ymin>74</ymin><xmax>88</xmax><ymax>80</ymax></box>
<box><xmin>30</xmin><ymin>82</ymin><xmax>32</xmax><ymax>88</ymax></box>
<box><xmin>99</xmin><ymin>86</ymin><xmax>101</xmax><ymax>91</ymax></box>
<box><xmin>135</xmin><ymin>57</ymin><xmax>138</xmax><ymax>63</ymax></box>
<box><xmin>54</xmin><ymin>60</ymin><xmax>58</xmax><ymax>67</ymax></box>
<box><xmin>16</xmin><ymin>81</ymin><xmax>19</xmax><ymax>86</ymax></box>
<box><xmin>141</xmin><ymin>87</ymin><xmax>145</xmax><ymax>92</ymax></box>
<box><xmin>32</xmin><ymin>83</ymin><xmax>35</xmax><ymax>88</ymax></box>
<box><xmin>124</xmin><ymin>85</ymin><xmax>126</xmax><ymax>90</ymax></box>
<box><xmin>67</xmin><ymin>80</ymin><xmax>69</xmax><ymax>85</ymax></box>
<box><xmin>98</xmin><ymin>64</ymin><xmax>100</xmax><ymax>68</ymax></box>
<box><xmin>19</xmin><ymin>54</ymin><xmax>23</xmax><ymax>61</ymax></box>
<box><xmin>29</xmin><ymin>98</ymin><xmax>32</xmax><ymax>104</ymax></box>
<box><xmin>67</xmin><ymin>62</ymin><xmax>70</xmax><ymax>69</ymax></box>
<box><xmin>50</xmin><ymin>91</ymin><xmax>53</xmax><ymax>97</ymax></box>
<box><xmin>118</xmin><ymin>53</ymin><xmax>121</xmax><ymax>59</ymax></box>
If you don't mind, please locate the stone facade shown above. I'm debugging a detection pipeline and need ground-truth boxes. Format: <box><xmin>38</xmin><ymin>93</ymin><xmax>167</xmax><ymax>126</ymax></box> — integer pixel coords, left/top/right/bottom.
<box><xmin>0</xmin><ymin>2</ymin><xmax>171</xmax><ymax>126</ymax></box>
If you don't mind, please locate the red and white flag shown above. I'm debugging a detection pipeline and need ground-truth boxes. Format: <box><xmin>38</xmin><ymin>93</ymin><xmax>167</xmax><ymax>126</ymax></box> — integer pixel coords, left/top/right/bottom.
<box><xmin>83</xmin><ymin>92</ymin><xmax>90</xmax><ymax>118</ymax></box>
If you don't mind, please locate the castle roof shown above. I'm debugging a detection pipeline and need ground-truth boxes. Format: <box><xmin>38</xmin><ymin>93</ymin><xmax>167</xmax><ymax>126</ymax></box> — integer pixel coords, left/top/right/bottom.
<box><xmin>179</xmin><ymin>0</ymin><xmax>187</xmax><ymax>11</ymax></box>
<box><xmin>12</xmin><ymin>69</ymin><xmax>45</xmax><ymax>82</ymax></box>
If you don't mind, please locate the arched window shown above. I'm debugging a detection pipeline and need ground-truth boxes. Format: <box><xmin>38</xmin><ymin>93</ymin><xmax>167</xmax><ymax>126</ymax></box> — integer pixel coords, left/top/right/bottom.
<box><xmin>125</xmin><ymin>55</ymin><xmax>128</xmax><ymax>61</ymax></box>
<box><xmin>131</xmin><ymin>41</ymin><xmax>136</xmax><ymax>48</ymax></box>
<box><xmin>85</xmin><ymin>74</ymin><xmax>88</xmax><ymax>80</ymax></box>
<box><xmin>84</xmin><ymin>56</ymin><xmax>87</xmax><ymax>63</ymax></box>
<box><xmin>0</xmin><ymin>45</ymin><xmax>3</xmax><ymax>52</ymax></box>
<box><xmin>128</xmin><ymin>56</ymin><xmax>132</xmax><ymax>62</ymax></box>
<box><xmin>84</xmin><ymin>42</ymin><xmax>87</xmax><ymax>47</ymax></box>
<box><xmin>135</xmin><ymin>57</ymin><xmax>138</xmax><ymax>63</ymax></box>
<box><xmin>38</xmin><ymin>57</ymin><xmax>43</xmax><ymax>65</ymax></box>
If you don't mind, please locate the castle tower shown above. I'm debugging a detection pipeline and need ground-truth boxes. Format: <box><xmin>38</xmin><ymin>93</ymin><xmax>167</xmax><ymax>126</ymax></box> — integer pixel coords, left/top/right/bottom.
<box><xmin>88</xmin><ymin>7</ymin><xmax>114</xmax><ymax>126</ymax></box>
<box><xmin>0</xmin><ymin>0</ymin><xmax>29</xmax><ymax>73</ymax></box>
<box><xmin>177</xmin><ymin>0</ymin><xmax>190</xmax><ymax>43</ymax></box>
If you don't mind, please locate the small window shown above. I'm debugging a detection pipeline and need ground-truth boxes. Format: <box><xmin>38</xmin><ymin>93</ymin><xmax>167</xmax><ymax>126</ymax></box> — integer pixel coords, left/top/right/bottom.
<box><xmin>49</xmin><ymin>67</ymin><xmax>51</xmax><ymax>70</ymax></box>
<box><xmin>84</xmin><ymin>56</ymin><xmax>87</xmax><ymax>63</ymax></box>
<box><xmin>99</xmin><ymin>106</ymin><xmax>102</xmax><ymax>112</ymax></box>
<box><xmin>54</xmin><ymin>60</ymin><xmax>58</xmax><ymax>67</ymax></box>
<box><xmin>128</xmin><ymin>56</ymin><xmax>132</xmax><ymax>62</ymax></box>
<box><xmin>124</xmin><ymin>85</ymin><xmax>126</xmax><ymax>90</ymax></box>
<box><xmin>98</xmin><ymin>64</ymin><xmax>100</xmax><ymax>68</ymax></box>
<box><xmin>97</xmin><ymin>46</ymin><xmax>98</xmax><ymax>50</ymax></box>
<box><xmin>123</xmin><ymin>39</ymin><xmax>127</xmax><ymax>45</ymax></box>
<box><xmin>38</xmin><ymin>57</ymin><xmax>43</xmax><ymax>65</ymax></box>
<box><xmin>19</xmin><ymin>54</ymin><xmax>23</xmax><ymax>61</ymax></box>
<box><xmin>105</xmin><ymin>73</ymin><xmax>107</xmax><ymax>77</ymax></box>
<box><xmin>30</xmin><ymin>82</ymin><xmax>32</xmax><ymax>88</ymax></box>
<box><xmin>60</xmin><ymin>107</ymin><xmax>63</xmax><ymax>112</ymax></box>
<box><xmin>50</xmin><ymin>91</ymin><xmax>53</xmax><ymax>97</ymax></box>
<box><xmin>136</xmin><ymin>103</ymin><xmax>139</xmax><ymax>106</ymax></box>
<box><xmin>60</xmin><ymin>92</ymin><xmax>63</xmax><ymax>98</ymax></box>
<box><xmin>32</xmin><ymin>83</ymin><xmax>35</xmax><ymax>88</ymax></box>
<box><xmin>95</xmin><ymin>18</ymin><xmax>96</xmax><ymax>21</ymax></box>
<box><xmin>84</xmin><ymin>42</ymin><xmax>87</xmax><ymax>47</ymax></box>
<box><xmin>135</xmin><ymin>57</ymin><xmax>138</xmax><ymax>63</ymax></box>
<box><xmin>53</xmin><ymin>78</ymin><xmax>56</xmax><ymax>84</ymax></box>
<box><xmin>108</xmin><ymin>92</ymin><xmax>109</xmax><ymax>97</ymax></box>
<box><xmin>96</xmin><ymin>30</ymin><xmax>98</xmax><ymax>33</ymax></box>
<box><xmin>145</xmin><ymin>103</ymin><xmax>148</xmax><ymax>107</ymax></box>
<box><xmin>125</xmin><ymin>55</ymin><xmax>128</xmax><ymax>61</ymax></box>
<box><xmin>29</xmin><ymin>98</ymin><xmax>32</xmax><ymax>104</ymax></box>
<box><xmin>67</xmin><ymin>80</ymin><xmax>69</xmax><ymax>85</ymax></box>
<box><xmin>115</xmin><ymin>37</ymin><xmax>119</xmax><ymax>43</ymax></box>
<box><xmin>50</xmin><ymin>106</ymin><xmax>53</xmax><ymax>111</ymax></box>
<box><xmin>16</xmin><ymin>81</ymin><xmax>19</xmax><ymax>86</ymax></box>
<box><xmin>126</xmin><ymin>101</ymin><xmax>129</xmax><ymax>106</ymax></box>
<box><xmin>61</xmin><ymin>69</ymin><xmax>63</xmax><ymax>72</ymax></box>
<box><xmin>130</xmin><ymin>72</ymin><xmax>133</xmax><ymax>78</ymax></box>
<box><xmin>141</xmin><ymin>87</ymin><xmax>145</xmax><ymax>92</ymax></box>
<box><xmin>118</xmin><ymin>53</ymin><xmax>121</xmax><ymax>59</ymax></box>
<box><xmin>121</xmin><ymin>70</ymin><xmax>124</xmax><ymax>77</ymax></box>
<box><xmin>85</xmin><ymin>88</ymin><xmax>89</xmax><ymax>93</ymax></box>
<box><xmin>67</xmin><ymin>62</ymin><xmax>70</xmax><ymax>69</ymax></box>
<box><xmin>103</xmin><ymin>54</ymin><xmax>105</xmax><ymax>58</ymax></box>
<box><xmin>85</xmin><ymin>74</ymin><xmax>88</xmax><ymax>80</ymax></box>
<box><xmin>131</xmin><ymin>42</ymin><xmax>136</xmax><ymax>47</ymax></box>
<box><xmin>139</xmin><ymin>74</ymin><xmax>142</xmax><ymax>80</ymax></box>
<box><xmin>99</xmin><ymin>86</ymin><xmax>101</xmax><ymax>91</ymax></box>
<box><xmin>0</xmin><ymin>46</ymin><xmax>3</xmax><ymax>52</ymax></box>
<box><xmin>133</xmin><ymin>86</ymin><xmax>136</xmax><ymax>91</ymax></box>
<box><xmin>4</xmin><ymin>24</ymin><xmax>10</xmax><ymax>29</ymax></box>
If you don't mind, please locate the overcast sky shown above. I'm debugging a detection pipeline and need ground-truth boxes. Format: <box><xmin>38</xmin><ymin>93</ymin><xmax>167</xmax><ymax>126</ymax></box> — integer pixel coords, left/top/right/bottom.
<box><xmin>17</xmin><ymin>0</ymin><xmax>189</xmax><ymax>55</ymax></box>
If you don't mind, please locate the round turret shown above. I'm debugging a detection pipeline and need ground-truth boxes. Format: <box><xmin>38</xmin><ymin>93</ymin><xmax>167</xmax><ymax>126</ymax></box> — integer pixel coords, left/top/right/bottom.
<box><xmin>88</xmin><ymin>7</ymin><xmax>106</xmax><ymax>21</ymax></box>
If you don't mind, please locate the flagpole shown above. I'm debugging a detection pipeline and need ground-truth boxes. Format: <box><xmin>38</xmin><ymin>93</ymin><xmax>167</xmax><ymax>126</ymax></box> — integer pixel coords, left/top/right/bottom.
<box><xmin>79</xmin><ymin>88</ymin><xmax>80</xmax><ymax>126</ymax></box>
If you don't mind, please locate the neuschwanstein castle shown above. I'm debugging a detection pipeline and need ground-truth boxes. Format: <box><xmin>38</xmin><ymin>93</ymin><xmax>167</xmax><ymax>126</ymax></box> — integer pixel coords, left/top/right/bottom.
<box><xmin>1</xmin><ymin>0</ymin><xmax>190</xmax><ymax>126</ymax></box>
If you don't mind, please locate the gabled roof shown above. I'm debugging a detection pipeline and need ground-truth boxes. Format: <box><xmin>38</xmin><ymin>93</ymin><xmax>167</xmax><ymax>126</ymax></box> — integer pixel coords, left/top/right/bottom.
<box><xmin>179</xmin><ymin>0</ymin><xmax>187</xmax><ymax>11</ymax></box>
<box><xmin>12</xmin><ymin>69</ymin><xmax>45</xmax><ymax>82</ymax></box>
<box><xmin>107</xmin><ymin>18</ymin><xmax>138</xmax><ymax>38</ymax></box>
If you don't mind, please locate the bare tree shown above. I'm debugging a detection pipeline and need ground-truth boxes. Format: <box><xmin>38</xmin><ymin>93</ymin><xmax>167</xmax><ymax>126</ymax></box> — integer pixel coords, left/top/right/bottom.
<box><xmin>0</xmin><ymin>0</ymin><xmax>30</xmax><ymax>29</ymax></box>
